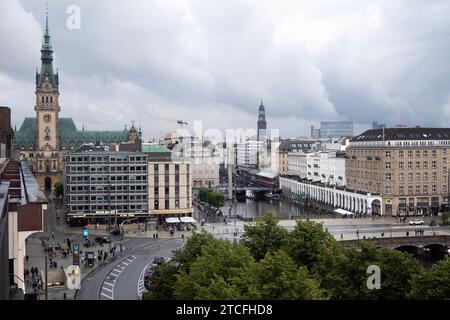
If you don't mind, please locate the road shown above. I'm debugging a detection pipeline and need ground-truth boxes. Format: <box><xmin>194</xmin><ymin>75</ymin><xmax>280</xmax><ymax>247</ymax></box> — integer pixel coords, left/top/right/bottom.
<box><xmin>76</xmin><ymin>237</ymin><xmax>182</xmax><ymax>300</ymax></box>
<box><xmin>210</xmin><ymin>220</ymin><xmax>450</xmax><ymax>242</ymax></box>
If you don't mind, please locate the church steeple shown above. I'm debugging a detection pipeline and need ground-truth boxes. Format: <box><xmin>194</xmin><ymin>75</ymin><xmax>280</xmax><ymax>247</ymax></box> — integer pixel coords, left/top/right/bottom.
<box><xmin>37</xmin><ymin>7</ymin><xmax>58</xmax><ymax>89</ymax></box>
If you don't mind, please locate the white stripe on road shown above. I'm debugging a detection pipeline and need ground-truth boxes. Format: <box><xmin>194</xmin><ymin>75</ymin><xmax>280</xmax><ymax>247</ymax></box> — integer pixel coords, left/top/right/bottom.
<box><xmin>101</xmin><ymin>292</ymin><xmax>113</xmax><ymax>299</ymax></box>
<box><xmin>103</xmin><ymin>282</ymin><xmax>114</xmax><ymax>287</ymax></box>
<box><xmin>113</xmin><ymin>268</ymin><xmax>122</xmax><ymax>273</ymax></box>
<box><xmin>110</xmin><ymin>272</ymin><xmax>119</xmax><ymax>277</ymax></box>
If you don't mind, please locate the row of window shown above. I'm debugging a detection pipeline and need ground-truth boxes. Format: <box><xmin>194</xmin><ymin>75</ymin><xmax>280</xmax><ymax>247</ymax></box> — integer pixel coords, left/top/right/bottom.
<box><xmin>70</xmin><ymin>175</ymin><xmax>147</xmax><ymax>182</ymax></box>
<box><xmin>385</xmin><ymin>185</ymin><xmax>444</xmax><ymax>195</ymax></box>
<box><xmin>69</xmin><ymin>156</ymin><xmax>146</xmax><ymax>162</ymax></box>
<box><xmin>69</xmin><ymin>205</ymin><xmax>147</xmax><ymax>212</ymax></box>
<box><xmin>385</xmin><ymin>149</ymin><xmax>445</xmax><ymax>158</ymax></box>
<box><xmin>70</xmin><ymin>195</ymin><xmax>147</xmax><ymax>201</ymax></box>
<box><xmin>386</xmin><ymin>160</ymin><xmax>442</xmax><ymax>169</ymax></box>
<box><xmin>385</xmin><ymin>172</ymin><xmax>440</xmax><ymax>181</ymax></box>
<box><xmin>41</xmin><ymin>96</ymin><xmax>53</xmax><ymax>104</ymax></box>
<box><xmin>69</xmin><ymin>185</ymin><xmax>147</xmax><ymax>192</ymax></box>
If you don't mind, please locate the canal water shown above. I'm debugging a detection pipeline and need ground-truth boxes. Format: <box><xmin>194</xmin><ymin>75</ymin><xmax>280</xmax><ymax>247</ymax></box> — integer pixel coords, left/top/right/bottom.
<box><xmin>220</xmin><ymin>198</ymin><xmax>336</xmax><ymax>220</ymax></box>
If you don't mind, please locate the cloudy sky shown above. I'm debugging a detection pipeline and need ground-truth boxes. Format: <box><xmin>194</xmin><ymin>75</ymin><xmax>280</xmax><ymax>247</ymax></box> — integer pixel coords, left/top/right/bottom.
<box><xmin>1</xmin><ymin>0</ymin><xmax>450</xmax><ymax>140</ymax></box>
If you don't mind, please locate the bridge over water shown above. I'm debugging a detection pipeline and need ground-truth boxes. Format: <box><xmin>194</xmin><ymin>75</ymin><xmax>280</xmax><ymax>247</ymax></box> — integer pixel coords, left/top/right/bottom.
<box><xmin>339</xmin><ymin>235</ymin><xmax>450</xmax><ymax>250</ymax></box>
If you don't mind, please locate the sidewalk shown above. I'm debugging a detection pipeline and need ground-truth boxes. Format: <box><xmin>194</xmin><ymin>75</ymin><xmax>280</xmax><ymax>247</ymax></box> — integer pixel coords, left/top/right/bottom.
<box><xmin>25</xmin><ymin>235</ymin><xmax>126</xmax><ymax>300</ymax></box>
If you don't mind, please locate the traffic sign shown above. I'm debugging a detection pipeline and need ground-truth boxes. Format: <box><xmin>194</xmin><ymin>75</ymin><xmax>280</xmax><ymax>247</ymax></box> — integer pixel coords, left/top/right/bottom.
<box><xmin>73</xmin><ymin>244</ymin><xmax>80</xmax><ymax>253</ymax></box>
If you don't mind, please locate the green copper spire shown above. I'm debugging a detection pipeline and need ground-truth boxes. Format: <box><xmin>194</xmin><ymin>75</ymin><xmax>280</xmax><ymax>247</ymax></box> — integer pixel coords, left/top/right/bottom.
<box><xmin>37</xmin><ymin>9</ymin><xmax>58</xmax><ymax>89</ymax></box>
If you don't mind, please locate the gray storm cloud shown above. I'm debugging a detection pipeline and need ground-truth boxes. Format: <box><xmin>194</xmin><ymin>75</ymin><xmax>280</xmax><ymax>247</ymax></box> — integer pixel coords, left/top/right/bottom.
<box><xmin>1</xmin><ymin>0</ymin><xmax>449</xmax><ymax>139</ymax></box>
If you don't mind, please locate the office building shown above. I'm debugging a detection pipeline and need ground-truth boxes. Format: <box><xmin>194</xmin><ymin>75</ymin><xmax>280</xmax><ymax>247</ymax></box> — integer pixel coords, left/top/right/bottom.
<box><xmin>148</xmin><ymin>158</ymin><xmax>193</xmax><ymax>222</ymax></box>
<box><xmin>278</xmin><ymin>139</ymin><xmax>316</xmax><ymax>175</ymax></box>
<box><xmin>310</xmin><ymin>126</ymin><xmax>320</xmax><ymax>139</ymax></box>
<box><xmin>64</xmin><ymin>152</ymin><xmax>148</xmax><ymax>226</ymax></box>
<box><xmin>320</xmin><ymin>121</ymin><xmax>353</xmax><ymax>139</ymax></box>
<box><xmin>346</xmin><ymin>127</ymin><xmax>450</xmax><ymax>216</ymax></box>
<box><xmin>179</xmin><ymin>137</ymin><xmax>220</xmax><ymax>188</ymax></box>
<box><xmin>288</xmin><ymin>152</ymin><xmax>346</xmax><ymax>186</ymax></box>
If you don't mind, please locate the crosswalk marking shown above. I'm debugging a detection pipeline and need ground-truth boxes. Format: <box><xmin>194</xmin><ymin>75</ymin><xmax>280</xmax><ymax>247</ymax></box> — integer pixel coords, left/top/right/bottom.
<box><xmin>102</xmin><ymin>287</ymin><xmax>113</xmax><ymax>293</ymax></box>
<box><xmin>101</xmin><ymin>292</ymin><xmax>113</xmax><ymax>300</ymax></box>
<box><xmin>103</xmin><ymin>282</ymin><xmax>114</xmax><ymax>287</ymax></box>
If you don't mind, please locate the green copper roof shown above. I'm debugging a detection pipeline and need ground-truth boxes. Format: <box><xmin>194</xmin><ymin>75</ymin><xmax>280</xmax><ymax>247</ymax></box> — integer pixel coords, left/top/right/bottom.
<box><xmin>141</xmin><ymin>144</ymin><xmax>171</xmax><ymax>153</ymax></box>
<box><xmin>14</xmin><ymin>118</ymin><xmax>129</xmax><ymax>150</ymax></box>
<box><xmin>37</xmin><ymin>13</ymin><xmax>58</xmax><ymax>89</ymax></box>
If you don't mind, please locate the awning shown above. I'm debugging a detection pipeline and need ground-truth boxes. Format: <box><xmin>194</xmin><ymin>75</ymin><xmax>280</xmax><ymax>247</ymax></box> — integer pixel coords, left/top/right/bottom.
<box><xmin>334</xmin><ymin>208</ymin><xmax>356</xmax><ymax>216</ymax></box>
<box><xmin>180</xmin><ymin>217</ymin><xmax>196</xmax><ymax>223</ymax></box>
<box><xmin>165</xmin><ymin>217</ymin><xmax>181</xmax><ymax>224</ymax></box>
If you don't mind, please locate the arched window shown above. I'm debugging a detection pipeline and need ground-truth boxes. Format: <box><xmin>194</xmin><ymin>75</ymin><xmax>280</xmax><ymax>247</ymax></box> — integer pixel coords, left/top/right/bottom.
<box><xmin>46</xmin><ymin>96</ymin><xmax>49</xmax><ymax>103</ymax></box>
<box><xmin>42</xmin><ymin>96</ymin><xmax>44</xmax><ymax>103</ymax></box>
<box><xmin>50</xmin><ymin>96</ymin><xmax>53</xmax><ymax>103</ymax></box>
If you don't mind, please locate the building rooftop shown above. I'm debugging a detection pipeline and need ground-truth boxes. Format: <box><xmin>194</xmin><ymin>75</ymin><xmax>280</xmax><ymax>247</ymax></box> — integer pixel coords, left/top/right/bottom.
<box><xmin>142</xmin><ymin>144</ymin><xmax>171</xmax><ymax>154</ymax></box>
<box><xmin>352</xmin><ymin>128</ymin><xmax>450</xmax><ymax>142</ymax></box>
<box><xmin>19</xmin><ymin>161</ymin><xmax>47</xmax><ymax>203</ymax></box>
<box><xmin>279</xmin><ymin>139</ymin><xmax>316</xmax><ymax>153</ymax></box>
<box><xmin>14</xmin><ymin>118</ymin><xmax>129</xmax><ymax>150</ymax></box>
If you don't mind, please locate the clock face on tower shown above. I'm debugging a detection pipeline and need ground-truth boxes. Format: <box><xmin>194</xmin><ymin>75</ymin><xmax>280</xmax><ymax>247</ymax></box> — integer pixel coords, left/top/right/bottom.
<box><xmin>43</xmin><ymin>114</ymin><xmax>51</xmax><ymax>123</ymax></box>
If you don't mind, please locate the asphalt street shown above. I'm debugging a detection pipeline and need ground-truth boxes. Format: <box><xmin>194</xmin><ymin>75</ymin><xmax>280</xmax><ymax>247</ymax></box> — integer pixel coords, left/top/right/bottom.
<box><xmin>76</xmin><ymin>237</ymin><xmax>182</xmax><ymax>300</ymax></box>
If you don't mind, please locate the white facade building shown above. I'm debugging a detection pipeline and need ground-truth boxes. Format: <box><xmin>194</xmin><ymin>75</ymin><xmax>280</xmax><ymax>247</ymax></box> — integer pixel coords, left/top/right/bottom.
<box><xmin>236</xmin><ymin>140</ymin><xmax>265</xmax><ymax>168</ymax></box>
<box><xmin>280</xmin><ymin>177</ymin><xmax>382</xmax><ymax>216</ymax></box>
<box><xmin>288</xmin><ymin>152</ymin><xmax>346</xmax><ymax>186</ymax></box>
<box><xmin>181</xmin><ymin>137</ymin><xmax>220</xmax><ymax>188</ymax></box>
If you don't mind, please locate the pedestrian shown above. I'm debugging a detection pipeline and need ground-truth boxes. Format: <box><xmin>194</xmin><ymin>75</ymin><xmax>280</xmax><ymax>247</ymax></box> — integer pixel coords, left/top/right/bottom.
<box><xmin>52</xmin><ymin>232</ymin><xmax>55</xmax><ymax>241</ymax></box>
<box><xmin>406</xmin><ymin>231</ymin><xmax>409</xmax><ymax>237</ymax></box>
<box><xmin>381</xmin><ymin>232</ymin><xmax>384</xmax><ymax>237</ymax></box>
<box><xmin>340</xmin><ymin>233</ymin><xmax>343</xmax><ymax>240</ymax></box>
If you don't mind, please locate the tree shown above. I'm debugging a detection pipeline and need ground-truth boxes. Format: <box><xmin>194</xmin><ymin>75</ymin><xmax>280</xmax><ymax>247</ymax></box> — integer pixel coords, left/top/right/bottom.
<box><xmin>54</xmin><ymin>181</ymin><xmax>64</xmax><ymax>199</ymax></box>
<box><xmin>172</xmin><ymin>231</ymin><xmax>215</xmax><ymax>273</ymax></box>
<box><xmin>241</xmin><ymin>213</ymin><xmax>289</xmax><ymax>261</ymax></box>
<box><xmin>442</xmin><ymin>212</ymin><xmax>450</xmax><ymax>225</ymax></box>
<box><xmin>247</xmin><ymin>250</ymin><xmax>326</xmax><ymax>300</ymax></box>
<box><xmin>287</xmin><ymin>220</ymin><xmax>338</xmax><ymax>270</ymax></box>
<box><xmin>198</xmin><ymin>187</ymin><xmax>224</xmax><ymax>208</ymax></box>
<box><xmin>316</xmin><ymin>241</ymin><xmax>423</xmax><ymax>300</ymax></box>
<box><xmin>174</xmin><ymin>240</ymin><xmax>255</xmax><ymax>299</ymax></box>
<box><xmin>408</xmin><ymin>258</ymin><xmax>450</xmax><ymax>299</ymax></box>
<box><xmin>143</xmin><ymin>262</ymin><xmax>178</xmax><ymax>300</ymax></box>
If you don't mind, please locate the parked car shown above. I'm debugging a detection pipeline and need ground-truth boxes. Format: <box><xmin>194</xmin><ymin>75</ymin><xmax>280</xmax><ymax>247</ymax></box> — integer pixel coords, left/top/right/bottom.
<box><xmin>95</xmin><ymin>236</ymin><xmax>110</xmax><ymax>244</ymax></box>
<box><xmin>409</xmin><ymin>219</ymin><xmax>425</xmax><ymax>225</ymax></box>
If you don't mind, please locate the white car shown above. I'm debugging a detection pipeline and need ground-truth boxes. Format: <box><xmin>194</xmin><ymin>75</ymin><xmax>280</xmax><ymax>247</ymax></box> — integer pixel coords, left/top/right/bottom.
<box><xmin>409</xmin><ymin>219</ymin><xmax>424</xmax><ymax>225</ymax></box>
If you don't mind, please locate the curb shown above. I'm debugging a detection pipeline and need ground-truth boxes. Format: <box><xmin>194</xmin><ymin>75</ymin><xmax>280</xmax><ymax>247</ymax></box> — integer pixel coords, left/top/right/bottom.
<box><xmin>73</xmin><ymin>245</ymin><xmax>131</xmax><ymax>300</ymax></box>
